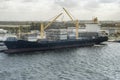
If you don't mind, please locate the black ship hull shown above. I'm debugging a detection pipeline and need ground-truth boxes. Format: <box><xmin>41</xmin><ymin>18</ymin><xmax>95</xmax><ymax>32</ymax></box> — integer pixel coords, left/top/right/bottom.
<box><xmin>115</xmin><ymin>40</ymin><xmax>120</xmax><ymax>43</ymax></box>
<box><xmin>4</xmin><ymin>36</ymin><xmax>108</xmax><ymax>54</ymax></box>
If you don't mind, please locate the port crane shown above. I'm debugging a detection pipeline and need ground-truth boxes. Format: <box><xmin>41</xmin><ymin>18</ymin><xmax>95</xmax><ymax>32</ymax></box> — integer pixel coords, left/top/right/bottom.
<box><xmin>40</xmin><ymin>8</ymin><xmax>79</xmax><ymax>39</ymax></box>
<box><xmin>63</xmin><ymin>8</ymin><xmax>79</xmax><ymax>39</ymax></box>
<box><xmin>40</xmin><ymin>13</ymin><xmax>63</xmax><ymax>39</ymax></box>
<box><xmin>93</xmin><ymin>17</ymin><xmax>98</xmax><ymax>23</ymax></box>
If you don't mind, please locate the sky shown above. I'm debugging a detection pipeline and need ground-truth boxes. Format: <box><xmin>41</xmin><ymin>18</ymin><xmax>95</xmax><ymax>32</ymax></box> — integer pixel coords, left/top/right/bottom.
<box><xmin>0</xmin><ymin>0</ymin><xmax>120</xmax><ymax>21</ymax></box>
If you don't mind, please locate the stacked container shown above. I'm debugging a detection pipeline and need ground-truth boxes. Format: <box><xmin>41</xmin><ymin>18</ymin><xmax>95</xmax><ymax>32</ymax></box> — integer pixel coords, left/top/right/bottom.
<box><xmin>46</xmin><ymin>29</ymin><xmax>67</xmax><ymax>40</ymax></box>
<box><xmin>67</xmin><ymin>28</ymin><xmax>76</xmax><ymax>39</ymax></box>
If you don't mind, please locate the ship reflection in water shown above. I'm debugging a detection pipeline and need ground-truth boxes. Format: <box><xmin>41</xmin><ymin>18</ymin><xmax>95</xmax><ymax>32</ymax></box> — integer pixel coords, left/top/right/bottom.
<box><xmin>0</xmin><ymin>42</ymin><xmax>120</xmax><ymax>80</ymax></box>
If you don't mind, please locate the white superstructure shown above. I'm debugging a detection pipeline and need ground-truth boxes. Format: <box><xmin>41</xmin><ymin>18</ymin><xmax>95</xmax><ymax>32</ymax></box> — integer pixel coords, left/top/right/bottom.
<box><xmin>0</xmin><ymin>29</ymin><xmax>17</xmax><ymax>41</ymax></box>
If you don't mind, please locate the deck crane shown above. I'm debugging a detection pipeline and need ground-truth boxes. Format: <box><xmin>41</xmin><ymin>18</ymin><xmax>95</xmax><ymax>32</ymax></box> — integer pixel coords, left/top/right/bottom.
<box><xmin>93</xmin><ymin>17</ymin><xmax>98</xmax><ymax>23</ymax></box>
<box><xmin>40</xmin><ymin>13</ymin><xmax>63</xmax><ymax>39</ymax></box>
<box><xmin>63</xmin><ymin>8</ymin><xmax>79</xmax><ymax>39</ymax></box>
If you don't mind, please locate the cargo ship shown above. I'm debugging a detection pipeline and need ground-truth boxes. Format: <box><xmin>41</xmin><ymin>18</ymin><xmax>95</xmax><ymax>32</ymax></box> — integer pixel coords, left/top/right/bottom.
<box><xmin>3</xmin><ymin>8</ymin><xmax>108</xmax><ymax>53</ymax></box>
<box><xmin>3</xmin><ymin>31</ymin><xmax>108</xmax><ymax>54</ymax></box>
<box><xmin>4</xmin><ymin>37</ymin><xmax>108</xmax><ymax>54</ymax></box>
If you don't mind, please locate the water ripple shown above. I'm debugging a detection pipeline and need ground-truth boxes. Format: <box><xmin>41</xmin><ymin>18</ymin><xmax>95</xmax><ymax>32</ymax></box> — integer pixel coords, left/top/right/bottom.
<box><xmin>0</xmin><ymin>42</ymin><xmax>120</xmax><ymax>80</ymax></box>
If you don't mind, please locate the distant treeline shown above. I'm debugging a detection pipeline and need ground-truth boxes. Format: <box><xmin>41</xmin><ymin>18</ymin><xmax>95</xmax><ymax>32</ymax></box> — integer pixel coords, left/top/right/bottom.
<box><xmin>30</xmin><ymin>22</ymin><xmax>76</xmax><ymax>30</ymax></box>
<box><xmin>0</xmin><ymin>21</ymin><xmax>120</xmax><ymax>33</ymax></box>
<box><xmin>101</xmin><ymin>23</ymin><xmax>116</xmax><ymax>27</ymax></box>
<box><xmin>0</xmin><ymin>21</ymin><xmax>76</xmax><ymax>33</ymax></box>
<box><xmin>0</xmin><ymin>21</ymin><xmax>31</xmax><ymax>25</ymax></box>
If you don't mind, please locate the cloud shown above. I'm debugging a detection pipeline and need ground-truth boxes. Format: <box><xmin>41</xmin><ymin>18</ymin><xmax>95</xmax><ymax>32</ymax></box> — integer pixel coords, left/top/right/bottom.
<box><xmin>0</xmin><ymin>0</ymin><xmax>120</xmax><ymax>21</ymax></box>
<box><xmin>98</xmin><ymin>0</ymin><xmax>117</xmax><ymax>3</ymax></box>
<box><xmin>0</xmin><ymin>0</ymin><xmax>61</xmax><ymax>21</ymax></box>
<box><xmin>22</xmin><ymin>0</ymin><xmax>39</xmax><ymax>3</ymax></box>
<box><xmin>0</xmin><ymin>5</ymin><xmax>8</xmax><ymax>9</ymax></box>
<box><xmin>54</xmin><ymin>0</ymin><xmax>79</xmax><ymax>8</ymax></box>
<box><xmin>0</xmin><ymin>0</ymin><xmax>10</xmax><ymax>10</ymax></box>
<box><xmin>0</xmin><ymin>0</ymin><xmax>10</xmax><ymax>2</ymax></box>
<box><xmin>82</xmin><ymin>0</ymin><xmax>100</xmax><ymax>11</ymax></box>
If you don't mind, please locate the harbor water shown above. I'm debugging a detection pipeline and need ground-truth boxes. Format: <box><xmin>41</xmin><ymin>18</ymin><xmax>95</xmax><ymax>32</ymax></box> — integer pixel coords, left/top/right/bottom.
<box><xmin>0</xmin><ymin>42</ymin><xmax>120</xmax><ymax>80</ymax></box>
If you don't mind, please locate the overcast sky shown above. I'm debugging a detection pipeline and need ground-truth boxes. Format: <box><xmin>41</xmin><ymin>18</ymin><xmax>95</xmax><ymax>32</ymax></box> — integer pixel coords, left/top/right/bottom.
<box><xmin>0</xmin><ymin>0</ymin><xmax>120</xmax><ymax>21</ymax></box>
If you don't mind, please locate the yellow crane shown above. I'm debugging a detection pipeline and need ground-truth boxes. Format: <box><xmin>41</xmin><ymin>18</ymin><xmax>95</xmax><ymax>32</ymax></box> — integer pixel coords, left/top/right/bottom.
<box><xmin>63</xmin><ymin>8</ymin><xmax>74</xmax><ymax>22</ymax></box>
<box><xmin>63</xmin><ymin>8</ymin><xmax>79</xmax><ymax>39</ymax></box>
<box><xmin>40</xmin><ymin>13</ymin><xmax>63</xmax><ymax>39</ymax></box>
<box><xmin>93</xmin><ymin>17</ymin><xmax>98</xmax><ymax>23</ymax></box>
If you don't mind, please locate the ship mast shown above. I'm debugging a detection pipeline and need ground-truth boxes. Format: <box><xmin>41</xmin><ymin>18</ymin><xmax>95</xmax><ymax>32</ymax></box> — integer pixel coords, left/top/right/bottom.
<box><xmin>40</xmin><ymin>23</ymin><xmax>44</xmax><ymax>39</ymax></box>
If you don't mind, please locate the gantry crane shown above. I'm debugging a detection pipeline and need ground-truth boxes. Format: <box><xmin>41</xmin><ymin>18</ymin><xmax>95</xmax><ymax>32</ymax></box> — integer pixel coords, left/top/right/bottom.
<box><xmin>63</xmin><ymin>8</ymin><xmax>79</xmax><ymax>39</ymax></box>
<box><xmin>40</xmin><ymin>13</ymin><xmax>63</xmax><ymax>39</ymax></box>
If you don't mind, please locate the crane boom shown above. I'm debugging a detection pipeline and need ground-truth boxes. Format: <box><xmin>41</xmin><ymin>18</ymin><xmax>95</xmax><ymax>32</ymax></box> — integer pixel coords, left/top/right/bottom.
<box><xmin>63</xmin><ymin>8</ymin><xmax>74</xmax><ymax>22</ymax></box>
<box><xmin>40</xmin><ymin>13</ymin><xmax>63</xmax><ymax>39</ymax></box>
<box><xmin>63</xmin><ymin>7</ymin><xmax>79</xmax><ymax>39</ymax></box>
<box><xmin>44</xmin><ymin>13</ymin><xmax>63</xmax><ymax>29</ymax></box>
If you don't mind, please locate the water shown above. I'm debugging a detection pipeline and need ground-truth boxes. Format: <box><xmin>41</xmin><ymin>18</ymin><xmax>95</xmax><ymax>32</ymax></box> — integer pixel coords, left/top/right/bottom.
<box><xmin>0</xmin><ymin>42</ymin><xmax>120</xmax><ymax>80</ymax></box>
